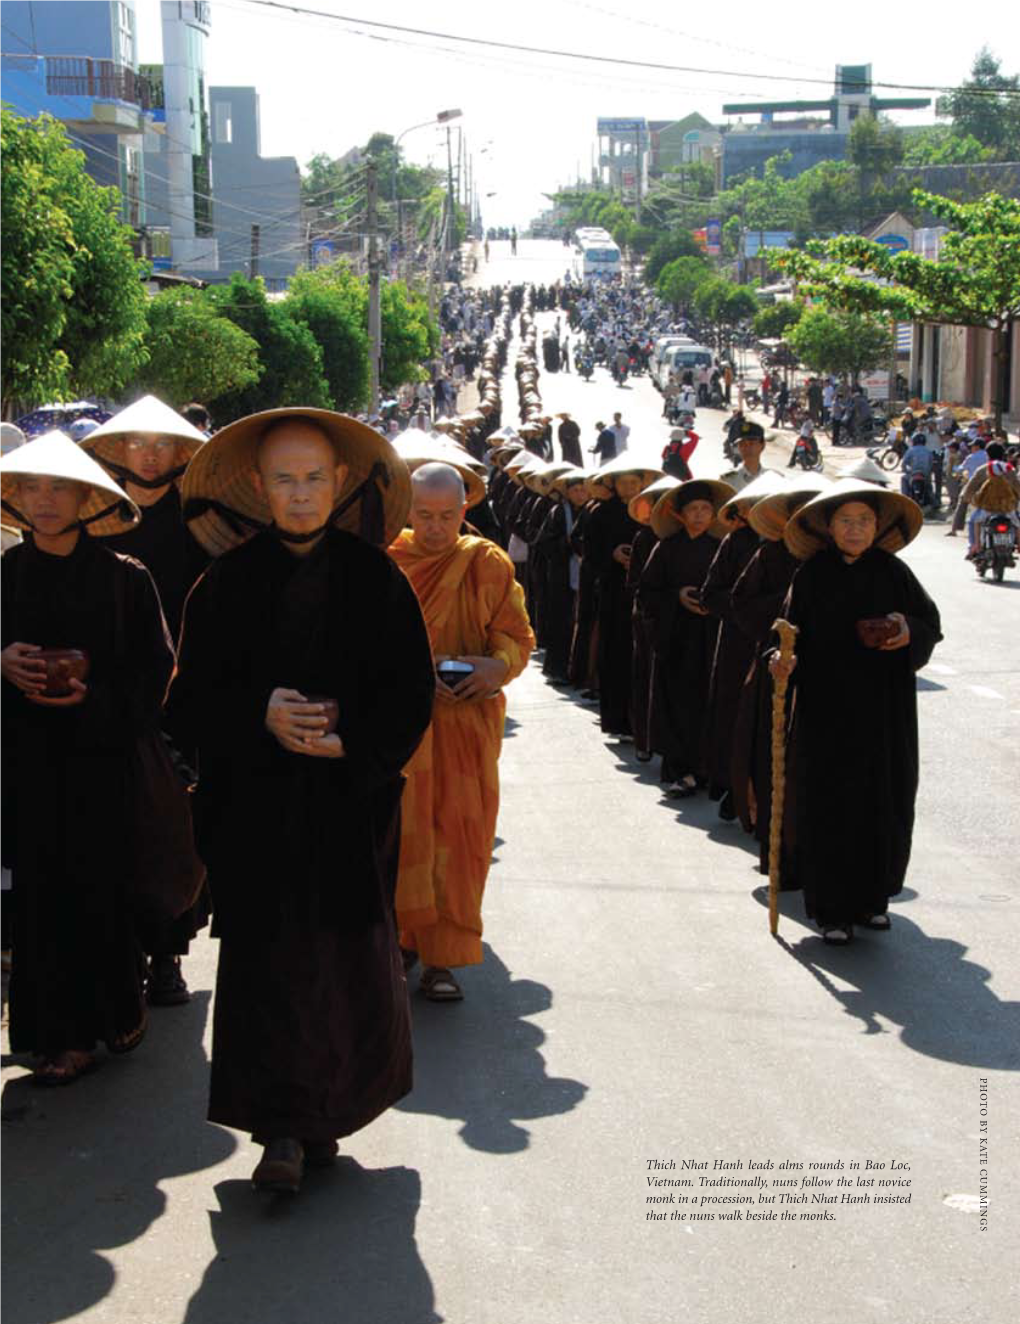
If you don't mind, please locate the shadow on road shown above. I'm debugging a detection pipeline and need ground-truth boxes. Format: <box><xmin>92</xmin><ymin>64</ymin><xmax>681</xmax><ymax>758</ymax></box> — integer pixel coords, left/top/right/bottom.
<box><xmin>763</xmin><ymin>911</ymin><xmax>1020</xmax><ymax>1070</ymax></box>
<box><xmin>181</xmin><ymin>1163</ymin><xmax>441</xmax><ymax>1324</ymax></box>
<box><xmin>398</xmin><ymin>945</ymin><xmax>587</xmax><ymax>1153</ymax></box>
<box><xmin>0</xmin><ymin>991</ymin><xmax>234</xmax><ymax>1324</ymax></box>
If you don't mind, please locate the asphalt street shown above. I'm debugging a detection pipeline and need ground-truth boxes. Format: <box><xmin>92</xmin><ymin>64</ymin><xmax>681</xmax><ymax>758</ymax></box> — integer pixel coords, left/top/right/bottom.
<box><xmin>2</xmin><ymin>240</ymin><xmax>1017</xmax><ymax>1324</ymax></box>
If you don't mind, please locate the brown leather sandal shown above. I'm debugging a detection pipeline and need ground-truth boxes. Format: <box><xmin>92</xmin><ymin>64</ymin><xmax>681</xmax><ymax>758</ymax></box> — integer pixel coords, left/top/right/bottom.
<box><xmin>106</xmin><ymin>1012</ymin><xmax>148</xmax><ymax>1055</ymax></box>
<box><xmin>32</xmin><ymin>1050</ymin><xmax>98</xmax><ymax>1087</ymax></box>
<box><xmin>420</xmin><ymin>966</ymin><xmax>464</xmax><ymax>1002</ymax></box>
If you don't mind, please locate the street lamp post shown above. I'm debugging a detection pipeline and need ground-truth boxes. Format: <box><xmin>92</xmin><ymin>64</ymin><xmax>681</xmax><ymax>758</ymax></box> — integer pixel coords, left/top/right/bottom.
<box><xmin>392</xmin><ymin>108</ymin><xmax>462</xmax><ymax>276</ymax></box>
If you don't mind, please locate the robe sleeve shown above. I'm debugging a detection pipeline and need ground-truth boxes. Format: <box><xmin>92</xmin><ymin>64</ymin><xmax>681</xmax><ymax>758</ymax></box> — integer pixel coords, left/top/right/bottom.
<box><xmin>895</xmin><ymin>558</ymin><xmax>943</xmax><ymax>672</ymax></box>
<box><xmin>163</xmin><ymin>561</ymin><xmax>276</xmax><ymax>769</ymax></box>
<box><xmin>636</xmin><ymin>540</ymin><xmax>678</xmax><ymax>653</ymax></box>
<box><xmin>700</xmin><ymin>533</ymin><xmax>743</xmax><ymax>625</ymax></box>
<box><xmin>77</xmin><ymin>556</ymin><xmax>174</xmax><ymax>746</ymax></box>
<box><xmin>473</xmin><ymin>543</ymin><xmax>535</xmax><ymax>683</ymax></box>
<box><xmin>334</xmin><ymin>558</ymin><xmax>436</xmax><ymax>793</ymax></box>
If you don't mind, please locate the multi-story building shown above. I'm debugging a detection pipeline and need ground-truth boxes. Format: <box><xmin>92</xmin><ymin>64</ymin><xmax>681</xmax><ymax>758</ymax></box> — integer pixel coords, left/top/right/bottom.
<box><xmin>720</xmin><ymin>64</ymin><xmax>930</xmax><ymax>185</ymax></box>
<box><xmin>205</xmin><ymin>86</ymin><xmax>301</xmax><ymax>289</ymax></box>
<box><xmin>0</xmin><ymin>0</ymin><xmax>154</xmax><ymax>225</ymax></box>
<box><xmin>141</xmin><ymin>1</ymin><xmax>217</xmax><ymax>271</ymax></box>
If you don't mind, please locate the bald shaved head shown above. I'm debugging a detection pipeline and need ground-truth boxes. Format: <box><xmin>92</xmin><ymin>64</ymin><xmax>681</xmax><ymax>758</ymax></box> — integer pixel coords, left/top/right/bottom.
<box><xmin>409</xmin><ymin>462</ymin><xmax>468</xmax><ymax>554</ymax></box>
<box><xmin>411</xmin><ymin>461</ymin><xmax>467</xmax><ymax>505</ymax></box>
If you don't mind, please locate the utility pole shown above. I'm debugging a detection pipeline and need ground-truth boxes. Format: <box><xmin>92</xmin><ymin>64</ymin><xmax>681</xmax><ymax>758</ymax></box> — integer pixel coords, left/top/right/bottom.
<box><xmin>446</xmin><ymin>125</ymin><xmax>456</xmax><ymax>255</ymax></box>
<box><xmin>366</xmin><ymin>161</ymin><xmax>381</xmax><ymax>412</ymax></box>
<box><xmin>250</xmin><ymin>224</ymin><xmax>260</xmax><ymax>278</ymax></box>
<box><xmin>634</xmin><ymin>125</ymin><xmax>642</xmax><ymax>223</ymax></box>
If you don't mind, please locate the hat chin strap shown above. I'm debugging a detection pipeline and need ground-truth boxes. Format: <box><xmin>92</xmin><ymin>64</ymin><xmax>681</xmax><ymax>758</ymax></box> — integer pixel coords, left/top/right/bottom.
<box><xmin>1</xmin><ymin>496</ymin><xmax>133</xmax><ymax>537</ymax></box>
<box><xmin>101</xmin><ymin>458</ymin><xmax>188</xmax><ymax>490</ymax></box>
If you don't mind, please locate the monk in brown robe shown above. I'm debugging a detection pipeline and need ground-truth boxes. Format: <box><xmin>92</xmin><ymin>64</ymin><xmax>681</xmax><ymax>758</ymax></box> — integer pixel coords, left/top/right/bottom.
<box><xmin>390</xmin><ymin>463</ymin><xmax>535</xmax><ymax>1002</ymax></box>
<box><xmin>166</xmin><ymin>411</ymin><xmax>434</xmax><ymax>1194</ymax></box>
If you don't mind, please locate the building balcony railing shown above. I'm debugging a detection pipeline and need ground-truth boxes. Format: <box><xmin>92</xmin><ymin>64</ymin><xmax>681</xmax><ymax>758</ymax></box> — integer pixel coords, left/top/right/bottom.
<box><xmin>45</xmin><ymin>57</ymin><xmax>161</xmax><ymax>111</ymax></box>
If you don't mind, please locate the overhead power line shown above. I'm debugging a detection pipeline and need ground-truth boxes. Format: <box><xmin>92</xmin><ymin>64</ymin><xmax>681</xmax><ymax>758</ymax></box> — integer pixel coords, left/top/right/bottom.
<box><xmin>235</xmin><ymin>0</ymin><xmax>1020</xmax><ymax>99</ymax></box>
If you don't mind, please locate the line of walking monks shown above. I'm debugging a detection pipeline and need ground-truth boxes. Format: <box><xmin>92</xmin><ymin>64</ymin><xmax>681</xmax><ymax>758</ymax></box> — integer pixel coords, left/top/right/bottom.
<box><xmin>1</xmin><ymin>275</ymin><xmax>941</xmax><ymax>1197</ymax></box>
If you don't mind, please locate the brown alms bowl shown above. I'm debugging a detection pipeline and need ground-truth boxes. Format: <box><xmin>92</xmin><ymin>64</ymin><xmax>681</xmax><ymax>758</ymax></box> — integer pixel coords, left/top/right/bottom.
<box><xmin>35</xmin><ymin>648</ymin><xmax>90</xmax><ymax>697</ymax></box>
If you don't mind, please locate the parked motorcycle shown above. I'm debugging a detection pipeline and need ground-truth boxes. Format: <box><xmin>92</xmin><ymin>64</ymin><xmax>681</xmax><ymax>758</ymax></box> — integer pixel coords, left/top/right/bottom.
<box><xmin>974</xmin><ymin>515</ymin><xmax>1017</xmax><ymax>583</ymax></box>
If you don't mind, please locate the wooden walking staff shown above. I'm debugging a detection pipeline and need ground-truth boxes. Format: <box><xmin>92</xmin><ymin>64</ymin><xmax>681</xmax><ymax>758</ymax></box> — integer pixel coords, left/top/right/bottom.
<box><xmin>768</xmin><ymin>619</ymin><xmax>799</xmax><ymax>936</ymax></box>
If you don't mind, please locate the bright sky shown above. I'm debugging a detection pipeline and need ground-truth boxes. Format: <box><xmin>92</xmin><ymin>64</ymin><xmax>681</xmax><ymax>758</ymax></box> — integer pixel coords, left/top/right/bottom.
<box><xmin>134</xmin><ymin>0</ymin><xmax>1013</xmax><ymax>227</ymax></box>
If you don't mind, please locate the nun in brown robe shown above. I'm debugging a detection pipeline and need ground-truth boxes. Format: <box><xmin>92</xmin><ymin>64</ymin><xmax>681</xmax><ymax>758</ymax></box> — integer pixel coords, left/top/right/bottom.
<box><xmin>727</xmin><ymin>481</ymin><xmax>830</xmax><ymax>858</ymax></box>
<box><xmin>637</xmin><ymin>480</ymin><xmax>732</xmax><ymax>793</ymax></box>
<box><xmin>770</xmin><ymin>481</ymin><xmax>942</xmax><ymax>943</ymax></box>
<box><xmin>165</xmin><ymin>409</ymin><xmax>434</xmax><ymax>1188</ymax></box>
<box><xmin>568</xmin><ymin>498</ymin><xmax>600</xmax><ymax>691</ymax></box>
<box><xmin>585</xmin><ymin>459</ymin><xmax>663</xmax><ymax>737</ymax></box>
<box><xmin>701</xmin><ymin>474</ymin><xmax>787</xmax><ymax>813</ymax></box>
<box><xmin>626</xmin><ymin>478</ymin><xmax>679</xmax><ymax>760</ymax></box>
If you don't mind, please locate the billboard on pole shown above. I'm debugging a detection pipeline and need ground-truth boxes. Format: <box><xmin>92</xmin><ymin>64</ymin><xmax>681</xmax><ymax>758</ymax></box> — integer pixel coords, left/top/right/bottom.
<box><xmin>706</xmin><ymin>218</ymin><xmax>722</xmax><ymax>256</ymax></box>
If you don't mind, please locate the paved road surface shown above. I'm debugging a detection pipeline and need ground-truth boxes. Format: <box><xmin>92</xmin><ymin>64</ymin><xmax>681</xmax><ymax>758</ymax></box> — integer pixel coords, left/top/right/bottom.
<box><xmin>3</xmin><ymin>240</ymin><xmax>1017</xmax><ymax>1324</ymax></box>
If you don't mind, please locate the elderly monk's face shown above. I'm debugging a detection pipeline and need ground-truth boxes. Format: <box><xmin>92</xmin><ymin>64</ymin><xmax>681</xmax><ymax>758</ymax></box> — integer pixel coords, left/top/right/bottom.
<box><xmin>409</xmin><ymin>484</ymin><xmax>466</xmax><ymax>555</ymax></box>
<box><xmin>17</xmin><ymin>476</ymin><xmax>89</xmax><ymax>534</ymax></box>
<box><xmin>252</xmin><ymin>423</ymin><xmax>348</xmax><ymax>536</ymax></box>
<box><xmin>122</xmin><ymin>433</ymin><xmax>182</xmax><ymax>484</ymax></box>
<box><xmin>678</xmin><ymin>499</ymin><xmax>715</xmax><ymax>538</ymax></box>
<box><xmin>829</xmin><ymin>500</ymin><xmax>877</xmax><ymax>560</ymax></box>
<box><xmin>614</xmin><ymin>474</ymin><xmax>643</xmax><ymax>502</ymax></box>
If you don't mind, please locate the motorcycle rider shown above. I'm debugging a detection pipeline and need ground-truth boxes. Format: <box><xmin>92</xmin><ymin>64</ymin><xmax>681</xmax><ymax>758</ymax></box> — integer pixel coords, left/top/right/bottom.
<box><xmin>961</xmin><ymin>442</ymin><xmax>1020</xmax><ymax>558</ymax></box>
<box><xmin>788</xmin><ymin>420</ymin><xmax>820</xmax><ymax>469</ymax></box>
<box><xmin>661</xmin><ymin>421</ymin><xmax>699</xmax><ymax>480</ymax></box>
<box><xmin>900</xmin><ymin>432</ymin><xmax>934</xmax><ymax>508</ymax></box>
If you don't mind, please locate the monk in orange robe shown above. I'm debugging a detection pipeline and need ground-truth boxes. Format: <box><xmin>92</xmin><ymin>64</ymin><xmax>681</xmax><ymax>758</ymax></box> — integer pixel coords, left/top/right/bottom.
<box><xmin>389</xmin><ymin>463</ymin><xmax>534</xmax><ymax>1001</ymax></box>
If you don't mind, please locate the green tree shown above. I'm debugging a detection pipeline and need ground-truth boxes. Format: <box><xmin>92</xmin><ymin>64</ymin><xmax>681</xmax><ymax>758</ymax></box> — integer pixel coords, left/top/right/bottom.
<box><xmin>694</xmin><ymin>277</ymin><xmax>758</xmax><ymax>348</ymax></box>
<box><xmin>902</xmin><ymin>126</ymin><xmax>990</xmax><ymax>166</ymax></box>
<box><xmin>656</xmin><ymin>256</ymin><xmax>710</xmax><ymax>314</ymax></box>
<box><xmin>779</xmin><ymin>189</ymin><xmax>1020</xmax><ymax>424</ymax></box>
<box><xmin>644</xmin><ymin>229</ymin><xmax>706</xmax><ymax>283</ymax></box>
<box><xmin>380</xmin><ymin>278</ymin><xmax>438</xmax><ymax>394</ymax></box>
<box><xmin>752</xmin><ymin>300</ymin><xmax>804</xmax><ymax>340</ymax></box>
<box><xmin>287</xmin><ymin>264</ymin><xmax>370</xmax><ymax>410</ymax></box>
<box><xmin>134</xmin><ymin>288</ymin><xmax>261</xmax><ymax>407</ymax></box>
<box><xmin>848</xmin><ymin>114</ymin><xmax>904</xmax><ymax>178</ymax></box>
<box><xmin>787</xmin><ymin>307</ymin><xmax>890</xmax><ymax>382</ymax></box>
<box><xmin>1</xmin><ymin>108</ymin><xmax>147</xmax><ymax>412</ymax></box>
<box><xmin>939</xmin><ymin>49</ymin><xmax>1020</xmax><ymax>160</ymax></box>
<box><xmin>206</xmin><ymin>273</ymin><xmax>330</xmax><ymax>422</ymax></box>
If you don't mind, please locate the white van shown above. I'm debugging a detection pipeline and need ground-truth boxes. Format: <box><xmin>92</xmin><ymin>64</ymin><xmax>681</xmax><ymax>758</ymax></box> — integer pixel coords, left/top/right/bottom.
<box><xmin>655</xmin><ymin>343</ymin><xmax>712</xmax><ymax>392</ymax></box>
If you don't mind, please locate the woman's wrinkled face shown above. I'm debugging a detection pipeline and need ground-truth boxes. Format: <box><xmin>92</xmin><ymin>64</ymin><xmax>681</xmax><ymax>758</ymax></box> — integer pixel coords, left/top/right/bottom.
<box><xmin>829</xmin><ymin>501</ymin><xmax>878</xmax><ymax>559</ymax></box>
<box><xmin>17</xmin><ymin>476</ymin><xmax>89</xmax><ymax>534</ymax></box>
<box><xmin>678</xmin><ymin>498</ymin><xmax>714</xmax><ymax>538</ymax></box>
<box><xmin>614</xmin><ymin>473</ymin><xmax>643</xmax><ymax>502</ymax></box>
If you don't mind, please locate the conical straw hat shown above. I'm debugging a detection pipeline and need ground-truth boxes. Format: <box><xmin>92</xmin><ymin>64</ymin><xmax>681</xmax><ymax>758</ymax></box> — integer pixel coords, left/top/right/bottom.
<box><xmin>181</xmin><ymin>408</ymin><xmax>411</xmax><ymax>557</ymax></box>
<box><xmin>83</xmin><ymin>394</ymin><xmax>206</xmax><ymax>457</ymax></box>
<box><xmin>527</xmin><ymin>462</ymin><xmax>577</xmax><ymax>496</ymax></box>
<box><xmin>392</xmin><ymin>434</ymin><xmax>486</xmax><ymax>508</ymax></box>
<box><xmin>650</xmin><ymin>477</ymin><xmax>736</xmax><ymax>540</ymax></box>
<box><xmin>628</xmin><ymin>475</ymin><xmax>681</xmax><ymax>526</ymax></box>
<box><xmin>837</xmin><ymin>455</ymin><xmax>892</xmax><ymax>487</ymax></box>
<box><xmin>784</xmin><ymin>477</ymin><xmax>923</xmax><ymax>560</ymax></box>
<box><xmin>1</xmin><ymin>430</ymin><xmax>140</xmax><ymax>536</ymax></box>
<box><xmin>549</xmin><ymin>467</ymin><xmax>591</xmax><ymax>496</ymax></box>
<box><xmin>718</xmin><ymin>470</ymin><xmax>789</xmax><ymax>524</ymax></box>
<box><xmin>748</xmin><ymin>476</ymin><xmax>832</xmax><ymax>541</ymax></box>
<box><xmin>589</xmin><ymin>453</ymin><xmax>665</xmax><ymax>501</ymax></box>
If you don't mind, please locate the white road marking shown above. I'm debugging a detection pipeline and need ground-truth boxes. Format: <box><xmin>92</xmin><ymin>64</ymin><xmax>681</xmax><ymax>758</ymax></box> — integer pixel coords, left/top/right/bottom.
<box><xmin>968</xmin><ymin>685</ymin><xmax>1005</xmax><ymax>700</ymax></box>
<box><xmin>925</xmin><ymin>663</ymin><xmax>957</xmax><ymax>675</ymax></box>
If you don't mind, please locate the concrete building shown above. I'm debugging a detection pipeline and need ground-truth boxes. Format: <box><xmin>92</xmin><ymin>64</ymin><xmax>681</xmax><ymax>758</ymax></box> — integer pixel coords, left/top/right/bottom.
<box><xmin>721</xmin><ymin>64</ymin><xmax>930</xmax><ymax>185</ymax></box>
<box><xmin>0</xmin><ymin>0</ymin><xmax>154</xmax><ymax>225</ymax></box>
<box><xmin>648</xmin><ymin>114</ymin><xmax>721</xmax><ymax>182</ymax></box>
<box><xmin>596</xmin><ymin>118</ymin><xmax>649</xmax><ymax>203</ymax></box>
<box><xmin>206</xmin><ymin>86</ymin><xmax>301</xmax><ymax>289</ymax></box>
<box><xmin>141</xmin><ymin>1</ymin><xmax>217</xmax><ymax>272</ymax></box>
